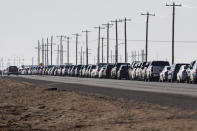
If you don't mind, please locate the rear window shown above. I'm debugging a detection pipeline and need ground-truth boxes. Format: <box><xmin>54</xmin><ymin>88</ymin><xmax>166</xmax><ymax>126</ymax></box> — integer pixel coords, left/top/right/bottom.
<box><xmin>9</xmin><ymin>66</ymin><xmax>18</xmax><ymax>70</ymax></box>
<box><xmin>122</xmin><ymin>66</ymin><xmax>128</xmax><ymax>70</ymax></box>
<box><xmin>152</xmin><ymin>61</ymin><xmax>170</xmax><ymax>66</ymax></box>
<box><xmin>175</xmin><ymin>64</ymin><xmax>189</xmax><ymax>71</ymax></box>
<box><xmin>92</xmin><ymin>65</ymin><xmax>96</xmax><ymax>69</ymax></box>
<box><xmin>107</xmin><ymin>65</ymin><xmax>114</xmax><ymax>69</ymax></box>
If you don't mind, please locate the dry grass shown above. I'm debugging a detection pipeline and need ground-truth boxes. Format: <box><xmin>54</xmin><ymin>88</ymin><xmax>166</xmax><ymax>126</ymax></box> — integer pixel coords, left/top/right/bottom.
<box><xmin>0</xmin><ymin>78</ymin><xmax>197</xmax><ymax>130</ymax></box>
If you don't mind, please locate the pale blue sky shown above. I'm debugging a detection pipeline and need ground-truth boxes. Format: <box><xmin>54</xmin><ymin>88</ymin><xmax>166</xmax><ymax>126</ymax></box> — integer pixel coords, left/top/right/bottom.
<box><xmin>0</xmin><ymin>0</ymin><xmax>197</xmax><ymax>66</ymax></box>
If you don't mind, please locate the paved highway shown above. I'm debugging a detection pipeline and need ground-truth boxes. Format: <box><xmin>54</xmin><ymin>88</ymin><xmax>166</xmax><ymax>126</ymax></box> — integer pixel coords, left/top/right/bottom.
<box><xmin>17</xmin><ymin>75</ymin><xmax>197</xmax><ymax>97</ymax></box>
<box><xmin>7</xmin><ymin>75</ymin><xmax>197</xmax><ymax>110</ymax></box>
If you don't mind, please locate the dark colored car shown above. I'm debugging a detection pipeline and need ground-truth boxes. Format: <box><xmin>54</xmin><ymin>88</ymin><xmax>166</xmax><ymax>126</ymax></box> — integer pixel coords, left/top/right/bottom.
<box><xmin>7</xmin><ymin>66</ymin><xmax>19</xmax><ymax>75</ymax></box>
<box><xmin>75</xmin><ymin>65</ymin><xmax>82</xmax><ymax>77</ymax></box>
<box><xmin>117</xmin><ymin>65</ymin><xmax>129</xmax><ymax>80</ymax></box>
<box><xmin>104</xmin><ymin>64</ymin><xmax>114</xmax><ymax>78</ymax></box>
<box><xmin>111</xmin><ymin>63</ymin><xmax>130</xmax><ymax>79</ymax></box>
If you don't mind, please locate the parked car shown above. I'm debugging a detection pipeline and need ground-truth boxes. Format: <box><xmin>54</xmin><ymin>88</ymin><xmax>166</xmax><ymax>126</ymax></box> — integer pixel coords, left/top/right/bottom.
<box><xmin>159</xmin><ymin>66</ymin><xmax>171</xmax><ymax>82</ymax></box>
<box><xmin>7</xmin><ymin>66</ymin><xmax>19</xmax><ymax>75</ymax></box>
<box><xmin>98</xmin><ymin>67</ymin><xmax>106</xmax><ymax>78</ymax></box>
<box><xmin>87</xmin><ymin>65</ymin><xmax>96</xmax><ymax>78</ymax></box>
<box><xmin>74</xmin><ymin>65</ymin><xmax>82</xmax><ymax>77</ymax></box>
<box><xmin>128</xmin><ymin>61</ymin><xmax>140</xmax><ymax>80</ymax></box>
<box><xmin>84</xmin><ymin>65</ymin><xmax>91</xmax><ymax>77</ymax></box>
<box><xmin>146</xmin><ymin>61</ymin><xmax>170</xmax><ymax>81</ymax></box>
<box><xmin>68</xmin><ymin>65</ymin><xmax>74</xmax><ymax>76</ymax></box>
<box><xmin>111</xmin><ymin>63</ymin><xmax>130</xmax><ymax>79</ymax></box>
<box><xmin>136</xmin><ymin>62</ymin><xmax>147</xmax><ymax>80</ymax></box>
<box><xmin>177</xmin><ymin>65</ymin><xmax>189</xmax><ymax>83</ymax></box>
<box><xmin>117</xmin><ymin>65</ymin><xmax>129</xmax><ymax>80</ymax></box>
<box><xmin>104</xmin><ymin>64</ymin><xmax>114</xmax><ymax>78</ymax></box>
<box><xmin>141</xmin><ymin>62</ymin><xmax>150</xmax><ymax>81</ymax></box>
<box><xmin>168</xmin><ymin>63</ymin><xmax>189</xmax><ymax>82</ymax></box>
<box><xmin>187</xmin><ymin>60</ymin><xmax>197</xmax><ymax>84</ymax></box>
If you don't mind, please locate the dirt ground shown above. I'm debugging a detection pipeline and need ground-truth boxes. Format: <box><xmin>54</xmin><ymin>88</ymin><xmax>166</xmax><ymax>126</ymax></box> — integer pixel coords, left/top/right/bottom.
<box><xmin>0</xmin><ymin>78</ymin><xmax>197</xmax><ymax>131</ymax></box>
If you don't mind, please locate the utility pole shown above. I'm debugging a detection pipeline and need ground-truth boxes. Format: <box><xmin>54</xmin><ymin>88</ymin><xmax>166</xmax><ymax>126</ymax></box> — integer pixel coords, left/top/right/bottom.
<box><xmin>56</xmin><ymin>45</ymin><xmax>60</xmax><ymax>65</ymax></box>
<box><xmin>57</xmin><ymin>35</ymin><xmax>66</xmax><ymax>65</ymax></box>
<box><xmin>166</xmin><ymin>2</ymin><xmax>182</xmax><ymax>65</ymax></box>
<box><xmin>51</xmin><ymin>36</ymin><xmax>53</xmax><ymax>65</ymax></box>
<box><xmin>102</xmin><ymin>23</ymin><xmax>113</xmax><ymax>64</ymax></box>
<box><xmin>66</xmin><ymin>37</ymin><xmax>71</xmax><ymax>64</ymax></box>
<box><xmin>42</xmin><ymin>38</ymin><xmax>44</xmax><ymax>65</ymax></box>
<box><xmin>83</xmin><ymin>51</ymin><xmax>85</xmax><ymax>65</ymax></box>
<box><xmin>47</xmin><ymin>38</ymin><xmax>49</xmax><ymax>66</ymax></box>
<box><xmin>111</xmin><ymin>50</ymin><xmax>112</xmax><ymax>63</ymax></box>
<box><xmin>141</xmin><ymin>12</ymin><xmax>155</xmax><ymax>62</ymax></box>
<box><xmin>94</xmin><ymin>26</ymin><xmax>105</xmax><ymax>64</ymax></box>
<box><xmin>45</xmin><ymin>43</ymin><xmax>47</xmax><ymax>65</ymax></box>
<box><xmin>32</xmin><ymin>57</ymin><xmax>34</xmax><ymax>66</ymax></box>
<box><xmin>80</xmin><ymin>46</ymin><xmax>82</xmax><ymax>65</ymax></box>
<box><xmin>101</xmin><ymin>37</ymin><xmax>104</xmax><ymax>64</ymax></box>
<box><xmin>120</xmin><ymin>18</ymin><xmax>131</xmax><ymax>63</ymax></box>
<box><xmin>38</xmin><ymin>40</ymin><xmax>40</xmax><ymax>65</ymax></box>
<box><xmin>111</xmin><ymin>19</ymin><xmax>122</xmax><ymax>63</ymax></box>
<box><xmin>72</xmin><ymin>33</ymin><xmax>80</xmax><ymax>65</ymax></box>
<box><xmin>82</xmin><ymin>30</ymin><xmax>91</xmax><ymax>65</ymax></box>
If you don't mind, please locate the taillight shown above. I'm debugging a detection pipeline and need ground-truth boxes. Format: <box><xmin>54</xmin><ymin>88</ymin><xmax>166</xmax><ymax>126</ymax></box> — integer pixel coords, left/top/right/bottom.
<box><xmin>196</xmin><ymin>69</ymin><xmax>197</xmax><ymax>73</ymax></box>
<box><xmin>183</xmin><ymin>70</ymin><xmax>186</xmax><ymax>73</ymax></box>
<box><xmin>165</xmin><ymin>71</ymin><xmax>168</xmax><ymax>74</ymax></box>
<box><xmin>151</xmin><ymin>67</ymin><xmax>153</xmax><ymax>72</ymax></box>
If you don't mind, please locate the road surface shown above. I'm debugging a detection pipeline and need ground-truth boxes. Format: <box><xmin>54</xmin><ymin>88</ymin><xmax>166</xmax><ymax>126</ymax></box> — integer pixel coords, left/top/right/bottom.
<box><xmin>7</xmin><ymin>75</ymin><xmax>197</xmax><ymax>110</ymax></box>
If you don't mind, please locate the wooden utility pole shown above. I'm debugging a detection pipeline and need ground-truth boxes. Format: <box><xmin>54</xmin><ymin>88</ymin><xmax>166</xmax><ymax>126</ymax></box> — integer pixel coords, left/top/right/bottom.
<box><xmin>51</xmin><ymin>36</ymin><xmax>53</xmax><ymax>65</ymax></box>
<box><xmin>57</xmin><ymin>35</ymin><xmax>66</xmax><ymax>65</ymax></box>
<box><xmin>120</xmin><ymin>18</ymin><xmax>131</xmax><ymax>63</ymax></box>
<box><xmin>82</xmin><ymin>30</ymin><xmax>91</xmax><ymax>65</ymax></box>
<box><xmin>66</xmin><ymin>37</ymin><xmax>71</xmax><ymax>64</ymax></box>
<box><xmin>102</xmin><ymin>23</ymin><xmax>113</xmax><ymax>64</ymax></box>
<box><xmin>47</xmin><ymin>38</ymin><xmax>49</xmax><ymax>66</ymax></box>
<box><xmin>94</xmin><ymin>26</ymin><xmax>104</xmax><ymax>64</ymax></box>
<box><xmin>111</xmin><ymin>19</ymin><xmax>122</xmax><ymax>63</ymax></box>
<box><xmin>72</xmin><ymin>33</ymin><xmax>80</xmax><ymax>65</ymax></box>
<box><xmin>141</xmin><ymin>12</ymin><xmax>155</xmax><ymax>62</ymax></box>
<box><xmin>166</xmin><ymin>2</ymin><xmax>182</xmax><ymax>64</ymax></box>
<box><xmin>101</xmin><ymin>37</ymin><xmax>104</xmax><ymax>64</ymax></box>
<box><xmin>37</xmin><ymin>40</ymin><xmax>40</xmax><ymax>65</ymax></box>
<box><xmin>42</xmin><ymin>38</ymin><xmax>44</xmax><ymax>65</ymax></box>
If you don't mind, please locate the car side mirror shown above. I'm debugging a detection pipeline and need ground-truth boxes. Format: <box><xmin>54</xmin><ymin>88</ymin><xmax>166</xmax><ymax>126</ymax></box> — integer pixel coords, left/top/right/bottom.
<box><xmin>190</xmin><ymin>66</ymin><xmax>193</xmax><ymax>70</ymax></box>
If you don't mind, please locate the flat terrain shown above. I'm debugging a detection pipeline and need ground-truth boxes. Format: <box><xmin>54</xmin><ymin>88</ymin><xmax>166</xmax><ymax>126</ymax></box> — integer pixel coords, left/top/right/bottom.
<box><xmin>1</xmin><ymin>77</ymin><xmax>197</xmax><ymax>130</ymax></box>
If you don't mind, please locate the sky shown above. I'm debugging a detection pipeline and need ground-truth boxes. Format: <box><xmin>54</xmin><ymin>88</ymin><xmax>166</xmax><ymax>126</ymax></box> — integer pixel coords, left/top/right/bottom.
<box><xmin>0</xmin><ymin>0</ymin><xmax>197</xmax><ymax>67</ymax></box>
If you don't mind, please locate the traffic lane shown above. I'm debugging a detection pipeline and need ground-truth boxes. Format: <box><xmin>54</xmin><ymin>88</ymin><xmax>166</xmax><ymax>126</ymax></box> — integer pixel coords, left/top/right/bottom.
<box><xmin>8</xmin><ymin>76</ymin><xmax>197</xmax><ymax>110</ymax></box>
<box><xmin>17</xmin><ymin>75</ymin><xmax>197</xmax><ymax>97</ymax></box>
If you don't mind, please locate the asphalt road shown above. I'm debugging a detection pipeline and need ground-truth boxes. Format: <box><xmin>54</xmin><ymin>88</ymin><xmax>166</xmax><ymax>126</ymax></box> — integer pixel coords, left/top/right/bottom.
<box><xmin>6</xmin><ymin>75</ymin><xmax>197</xmax><ymax>110</ymax></box>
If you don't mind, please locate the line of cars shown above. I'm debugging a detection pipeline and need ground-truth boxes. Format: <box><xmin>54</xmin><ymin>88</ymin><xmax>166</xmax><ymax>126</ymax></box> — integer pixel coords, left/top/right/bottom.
<box><xmin>19</xmin><ymin>60</ymin><xmax>197</xmax><ymax>84</ymax></box>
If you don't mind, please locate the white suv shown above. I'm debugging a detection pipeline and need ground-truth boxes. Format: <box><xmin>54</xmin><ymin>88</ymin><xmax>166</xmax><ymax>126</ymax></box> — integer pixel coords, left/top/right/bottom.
<box><xmin>187</xmin><ymin>60</ymin><xmax>197</xmax><ymax>84</ymax></box>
